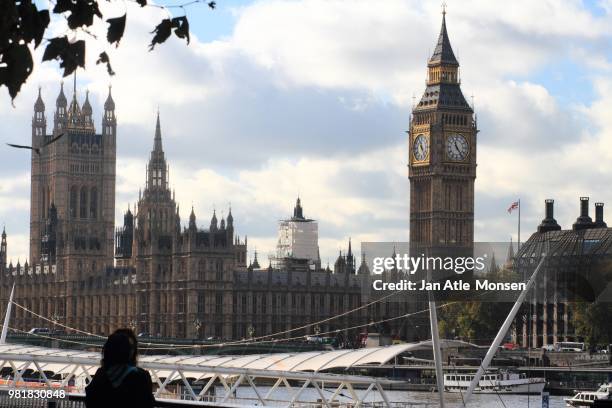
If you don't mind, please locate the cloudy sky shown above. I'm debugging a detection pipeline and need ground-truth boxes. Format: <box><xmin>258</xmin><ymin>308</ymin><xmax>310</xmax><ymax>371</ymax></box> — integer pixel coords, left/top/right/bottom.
<box><xmin>1</xmin><ymin>0</ymin><xmax>612</xmax><ymax>266</ymax></box>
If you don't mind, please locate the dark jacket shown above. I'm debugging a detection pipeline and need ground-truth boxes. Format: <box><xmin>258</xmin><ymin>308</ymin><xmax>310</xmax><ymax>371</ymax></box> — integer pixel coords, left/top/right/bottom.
<box><xmin>85</xmin><ymin>365</ymin><xmax>155</xmax><ymax>408</ymax></box>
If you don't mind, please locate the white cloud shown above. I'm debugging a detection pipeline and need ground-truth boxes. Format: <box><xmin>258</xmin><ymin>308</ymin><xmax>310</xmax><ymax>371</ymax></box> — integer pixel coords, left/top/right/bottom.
<box><xmin>1</xmin><ymin>0</ymin><xmax>612</xmax><ymax>268</ymax></box>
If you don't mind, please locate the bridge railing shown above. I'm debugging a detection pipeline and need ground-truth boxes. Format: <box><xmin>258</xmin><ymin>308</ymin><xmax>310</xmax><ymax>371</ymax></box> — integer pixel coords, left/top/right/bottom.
<box><xmin>0</xmin><ymin>391</ymin><xmax>436</xmax><ymax>408</ymax></box>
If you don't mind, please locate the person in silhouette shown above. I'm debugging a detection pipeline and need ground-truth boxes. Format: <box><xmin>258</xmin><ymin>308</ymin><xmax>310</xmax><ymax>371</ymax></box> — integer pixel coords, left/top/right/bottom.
<box><xmin>85</xmin><ymin>328</ymin><xmax>155</xmax><ymax>407</ymax></box>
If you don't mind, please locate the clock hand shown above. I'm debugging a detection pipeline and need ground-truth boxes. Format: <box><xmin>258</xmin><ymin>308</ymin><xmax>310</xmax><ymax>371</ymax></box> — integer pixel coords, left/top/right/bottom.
<box><xmin>454</xmin><ymin>140</ymin><xmax>461</xmax><ymax>153</ymax></box>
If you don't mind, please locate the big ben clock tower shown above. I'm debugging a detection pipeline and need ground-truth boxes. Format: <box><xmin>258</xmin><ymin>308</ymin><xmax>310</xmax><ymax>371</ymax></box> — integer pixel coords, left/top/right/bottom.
<box><xmin>409</xmin><ymin>10</ymin><xmax>476</xmax><ymax>259</ymax></box>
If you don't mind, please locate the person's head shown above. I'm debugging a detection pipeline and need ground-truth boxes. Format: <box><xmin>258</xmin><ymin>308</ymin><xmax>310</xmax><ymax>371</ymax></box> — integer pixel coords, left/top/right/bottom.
<box><xmin>101</xmin><ymin>328</ymin><xmax>138</xmax><ymax>368</ymax></box>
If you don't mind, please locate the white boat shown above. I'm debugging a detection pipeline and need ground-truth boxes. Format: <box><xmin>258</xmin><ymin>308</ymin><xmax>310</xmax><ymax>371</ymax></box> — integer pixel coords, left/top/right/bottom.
<box><xmin>565</xmin><ymin>383</ymin><xmax>611</xmax><ymax>407</ymax></box>
<box><xmin>443</xmin><ymin>371</ymin><xmax>546</xmax><ymax>395</ymax></box>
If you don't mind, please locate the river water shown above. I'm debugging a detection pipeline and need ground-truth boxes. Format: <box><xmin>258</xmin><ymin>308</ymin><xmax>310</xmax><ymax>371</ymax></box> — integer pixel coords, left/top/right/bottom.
<box><xmin>223</xmin><ymin>386</ymin><xmax>567</xmax><ymax>407</ymax></box>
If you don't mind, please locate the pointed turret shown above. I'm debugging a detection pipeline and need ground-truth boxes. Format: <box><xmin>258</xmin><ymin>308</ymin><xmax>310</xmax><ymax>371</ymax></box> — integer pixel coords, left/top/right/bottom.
<box><xmin>252</xmin><ymin>250</ymin><xmax>260</xmax><ymax>269</ymax></box>
<box><xmin>220</xmin><ymin>216</ymin><xmax>226</xmax><ymax>230</ymax></box>
<box><xmin>189</xmin><ymin>207</ymin><xmax>197</xmax><ymax>231</ymax></box>
<box><xmin>346</xmin><ymin>238</ymin><xmax>355</xmax><ymax>270</ymax></box>
<box><xmin>54</xmin><ymin>82</ymin><xmax>67</xmax><ymax>128</ymax></box>
<box><xmin>33</xmin><ymin>86</ymin><xmax>47</xmax><ymax>148</ymax></box>
<box><xmin>81</xmin><ymin>90</ymin><xmax>93</xmax><ymax>126</ymax></box>
<box><xmin>292</xmin><ymin>197</ymin><xmax>305</xmax><ymax>220</ymax></box>
<box><xmin>104</xmin><ymin>85</ymin><xmax>115</xmax><ymax>111</ymax></box>
<box><xmin>334</xmin><ymin>250</ymin><xmax>346</xmax><ymax>273</ymax></box>
<box><xmin>66</xmin><ymin>86</ymin><xmax>81</xmax><ymax>126</ymax></box>
<box><xmin>56</xmin><ymin>82</ymin><xmax>67</xmax><ymax>108</ymax></box>
<box><xmin>357</xmin><ymin>252</ymin><xmax>370</xmax><ymax>275</ymax></box>
<box><xmin>103</xmin><ymin>85</ymin><xmax>116</xmax><ymax>139</ymax></box>
<box><xmin>124</xmin><ymin>206</ymin><xmax>133</xmax><ymax>226</ymax></box>
<box><xmin>146</xmin><ymin>111</ymin><xmax>169</xmax><ymax>191</ymax></box>
<box><xmin>154</xmin><ymin>110</ymin><xmax>163</xmax><ymax>152</ymax></box>
<box><xmin>34</xmin><ymin>87</ymin><xmax>45</xmax><ymax>112</ymax></box>
<box><xmin>227</xmin><ymin>207</ymin><xmax>234</xmax><ymax>227</ymax></box>
<box><xmin>415</xmin><ymin>9</ymin><xmax>470</xmax><ymax>111</ymax></box>
<box><xmin>489</xmin><ymin>252</ymin><xmax>499</xmax><ymax>276</ymax></box>
<box><xmin>175</xmin><ymin>205</ymin><xmax>181</xmax><ymax>234</ymax></box>
<box><xmin>428</xmin><ymin>9</ymin><xmax>458</xmax><ymax>67</ymax></box>
<box><xmin>210</xmin><ymin>210</ymin><xmax>218</xmax><ymax>231</ymax></box>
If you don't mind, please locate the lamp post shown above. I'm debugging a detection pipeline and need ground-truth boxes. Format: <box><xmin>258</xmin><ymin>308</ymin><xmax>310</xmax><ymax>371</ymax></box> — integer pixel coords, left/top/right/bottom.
<box><xmin>129</xmin><ymin>319</ymin><xmax>137</xmax><ymax>333</ymax></box>
<box><xmin>247</xmin><ymin>325</ymin><xmax>255</xmax><ymax>339</ymax></box>
<box><xmin>193</xmin><ymin>318</ymin><xmax>202</xmax><ymax>339</ymax></box>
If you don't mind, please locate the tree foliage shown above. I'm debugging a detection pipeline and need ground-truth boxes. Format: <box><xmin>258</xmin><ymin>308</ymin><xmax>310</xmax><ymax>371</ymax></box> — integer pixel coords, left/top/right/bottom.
<box><xmin>438</xmin><ymin>267</ymin><xmax>519</xmax><ymax>343</ymax></box>
<box><xmin>0</xmin><ymin>0</ymin><xmax>215</xmax><ymax>102</ymax></box>
<box><xmin>439</xmin><ymin>301</ymin><xmax>514</xmax><ymax>344</ymax></box>
<box><xmin>573</xmin><ymin>301</ymin><xmax>612</xmax><ymax>348</ymax></box>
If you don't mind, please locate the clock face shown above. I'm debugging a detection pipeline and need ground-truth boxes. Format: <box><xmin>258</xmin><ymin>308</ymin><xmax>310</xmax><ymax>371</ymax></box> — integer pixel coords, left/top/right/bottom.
<box><xmin>446</xmin><ymin>134</ymin><xmax>469</xmax><ymax>161</ymax></box>
<box><xmin>413</xmin><ymin>134</ymin><xmax>429</xmax><ymax>162</ymax></box>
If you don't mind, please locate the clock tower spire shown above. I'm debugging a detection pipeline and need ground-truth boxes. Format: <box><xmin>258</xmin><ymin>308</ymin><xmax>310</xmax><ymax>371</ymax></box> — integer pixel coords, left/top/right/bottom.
<box><xmin>409</xmin><ymin>10</ymin><xmax>476</xmax><ymax>257</ymax></box>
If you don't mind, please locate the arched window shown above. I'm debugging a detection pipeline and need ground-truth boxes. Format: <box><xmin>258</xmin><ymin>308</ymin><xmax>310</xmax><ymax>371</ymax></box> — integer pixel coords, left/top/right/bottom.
<box><xmin>80</xmin><ymin>187</ymin><xmax>88</xmax><ymax>218</ymax></box>
<box><xmin>90</xmin><ymin>187</ymin><xmax>98</xmax><ymax>219</ymax></box>
<box><xmin>70</xmin><ymin>187</ymin><xmax>77</xmax><ymax>218</ymax></box>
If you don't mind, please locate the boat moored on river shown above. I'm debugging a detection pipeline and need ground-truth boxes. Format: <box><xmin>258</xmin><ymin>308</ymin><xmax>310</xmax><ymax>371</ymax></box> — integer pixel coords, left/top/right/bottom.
<box><xmin>444</xmin><ymin>371</ymin><xmax>546</xmax><ymax>395</ymax></box>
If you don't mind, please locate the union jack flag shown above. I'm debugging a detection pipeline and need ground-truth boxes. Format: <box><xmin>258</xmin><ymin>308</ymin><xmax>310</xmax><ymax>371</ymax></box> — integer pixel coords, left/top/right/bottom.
<box><xmin>508</xmin><ymin>201</ymin><xmax>519</xmax><ymax>213</ymax></box>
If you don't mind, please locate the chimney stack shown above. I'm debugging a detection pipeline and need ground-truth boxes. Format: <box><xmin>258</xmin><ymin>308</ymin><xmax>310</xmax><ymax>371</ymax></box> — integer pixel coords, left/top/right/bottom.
<box><xmin>594</xmin><ymin>202</ymin><xmax>607</xmax><ymax>228</ymax></box>
<box><xmin>573</xmin><ymin>197</ymin><xmax>594</xmax><ymax>231</ymax></box>
<box><xmin>537</xmin><ymin>199</ymin><xmax>561</xmax><ymax>233</ymax></box>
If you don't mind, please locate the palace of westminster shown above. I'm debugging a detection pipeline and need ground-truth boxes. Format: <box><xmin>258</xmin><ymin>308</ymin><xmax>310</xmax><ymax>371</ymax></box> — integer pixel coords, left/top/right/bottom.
<box><xmin>1</xmin><ymin>13</ymin><xmax>610</xmax><ymax>346</ymax></box>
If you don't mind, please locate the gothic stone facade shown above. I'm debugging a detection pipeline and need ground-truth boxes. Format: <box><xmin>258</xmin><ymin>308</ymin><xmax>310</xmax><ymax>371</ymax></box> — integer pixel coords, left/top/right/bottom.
<box><xmin>1</xmin><ymin>86</ymin><xmax>410</xmax><ymax>340</ymax></box>
<box><xmin>0</xmin><ymin>15</ymin><xmax>469</xmax><ymax>341</ymax></box>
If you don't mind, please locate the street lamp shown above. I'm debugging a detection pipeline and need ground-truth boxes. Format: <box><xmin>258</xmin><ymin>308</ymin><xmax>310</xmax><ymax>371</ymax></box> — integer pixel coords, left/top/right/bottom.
<box><xmin>193</xmin><ymin>318</ymin><xmax>202</xmax><ymax>339</ymax></box>
<box><xmin>129</xmin><ymin>319</ymin><xmax>137</xmax><ymax>333</ymax></box>
<box><xmin>247</xmin><ymin>325</ymin><xmax>255</xmax><ymax>339</ymax></box>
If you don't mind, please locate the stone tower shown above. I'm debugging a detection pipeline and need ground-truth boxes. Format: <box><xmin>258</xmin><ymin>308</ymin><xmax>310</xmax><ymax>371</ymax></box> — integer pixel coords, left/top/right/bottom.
<box><xmin>133</xmin><ymin>111</ymin><xmax>178</xmax><ymax>257</ymax></box>
<box><xmin>29</xmin><ymin>82</ymin><xmax>116</xmax><ymax>280</ymax></box>
<box><xmin>408</xmin><ymin>11</ymin><xmax>476</xmax><ymax>259</ymax></box>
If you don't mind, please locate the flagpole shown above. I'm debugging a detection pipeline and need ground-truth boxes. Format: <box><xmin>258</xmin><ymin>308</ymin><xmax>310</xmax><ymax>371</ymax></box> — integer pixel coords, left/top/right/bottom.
<box><xmin>518</xmin><ymin>199</ymin><xmax>521</xmax><ymax>251</ymax></box>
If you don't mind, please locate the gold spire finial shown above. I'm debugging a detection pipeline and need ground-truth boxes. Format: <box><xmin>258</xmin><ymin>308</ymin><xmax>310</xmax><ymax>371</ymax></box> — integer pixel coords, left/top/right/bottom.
<box><xmin>442</xmin><ymin>1</ymin><xmax>447</xmax><ymax>15</ymax></box>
